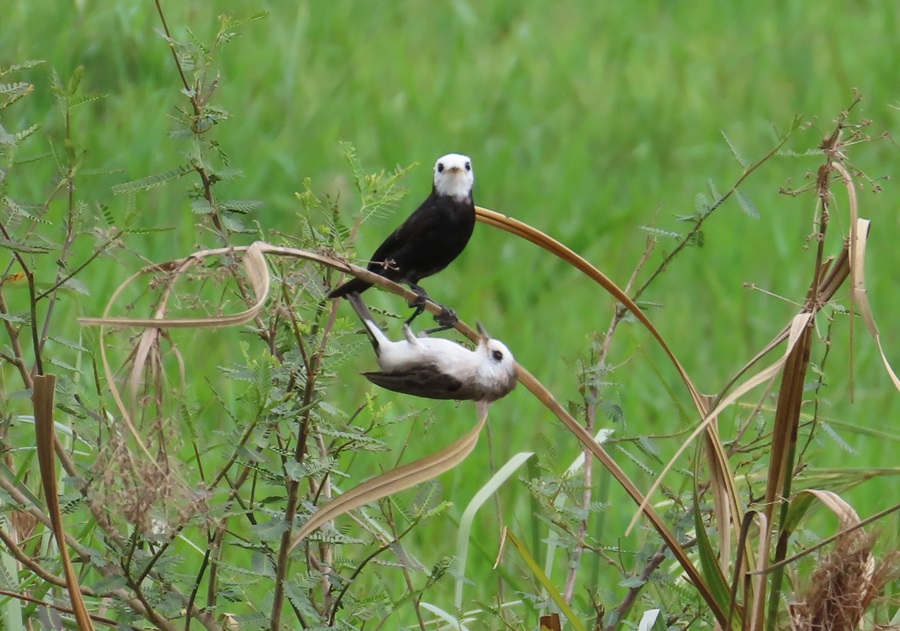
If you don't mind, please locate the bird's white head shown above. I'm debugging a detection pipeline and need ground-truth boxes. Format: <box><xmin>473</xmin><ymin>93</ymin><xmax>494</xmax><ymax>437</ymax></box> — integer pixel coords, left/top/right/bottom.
<box><xmin>475</xmin><ymin>323</ymin><xmax>518</xmax><ymax>401</ymax></box>
<box><xmin>433</xmin><ymin>153</ymin><xmax>474</xmax><ymax>202</ymax></box>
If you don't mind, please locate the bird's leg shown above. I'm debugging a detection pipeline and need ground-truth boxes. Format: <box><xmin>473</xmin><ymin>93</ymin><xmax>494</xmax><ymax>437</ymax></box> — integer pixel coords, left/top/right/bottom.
<box><xmin>401</xmin><ymin>323</ymin><xmax>421</xmax><ymax>345</ymax></box>
<box><xmin>422</xmin><ymin>305</ymin><xmax>459</xmax><ymax>334</ymax></box>
<box><xmin>405</xmin><ymin>284</ymin><xmax>459</xmax><ymax>333</ymax></box>
<box><xmin>404</xmin><ymin>284</ymin><xmax>429</xmax><ymax>325</ymax></box>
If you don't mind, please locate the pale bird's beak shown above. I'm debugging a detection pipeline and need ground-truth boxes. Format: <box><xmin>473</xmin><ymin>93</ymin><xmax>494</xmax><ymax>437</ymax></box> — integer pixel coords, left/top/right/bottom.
<box><xmin>476</xmin><ymin>321</ymin><xmax>490</xmax><ymax>344</ymax></box>
<box><xmin>447</xmin><ymin>166</ymin><xmax>464</xmax><ymax>174</ymax></box>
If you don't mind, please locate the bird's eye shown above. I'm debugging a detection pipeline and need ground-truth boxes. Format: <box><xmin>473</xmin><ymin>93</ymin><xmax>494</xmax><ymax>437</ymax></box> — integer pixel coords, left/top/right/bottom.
<box><xmin>437</xmin><ymin>163</ymin><xmax>445</xmax><ymax>173</ymax></box>
<box><xmin>465</xmin><ymin>161</ymin><xmax>471</xmax><ymax>171</ymax></box>
<box><xmin>491</xmin><ymin>350</ymin><xmax>503</xmax><ymax>362</ymax></box>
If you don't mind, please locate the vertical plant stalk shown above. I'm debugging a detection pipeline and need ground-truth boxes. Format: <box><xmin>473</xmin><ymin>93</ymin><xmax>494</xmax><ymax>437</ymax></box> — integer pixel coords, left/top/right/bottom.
<box><xmin>758</xmin><ymin>122</ymin><xmax>846</xmax><ymax>631</ymax></box>
<box><xmin>153</xmin><ymin>0</ymin><xmax>225</xmax><ymax>236</ymax></box>
<box><xmin>759</xmin><ymin>324</ymin><xmax>812</xmax><ymax>631</ymax></box>
<box><xmin>271</xmin><ymin>296</ymin><xmax>337</xmax><ymax>629</ymax></box>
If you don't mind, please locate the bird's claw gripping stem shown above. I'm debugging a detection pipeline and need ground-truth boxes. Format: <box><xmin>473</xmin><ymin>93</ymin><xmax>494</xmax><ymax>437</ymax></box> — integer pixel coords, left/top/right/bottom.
<box><xmin>421</xmin><ymin>306</ymin><xmax>458</xmax><ymax>335</ymax></box>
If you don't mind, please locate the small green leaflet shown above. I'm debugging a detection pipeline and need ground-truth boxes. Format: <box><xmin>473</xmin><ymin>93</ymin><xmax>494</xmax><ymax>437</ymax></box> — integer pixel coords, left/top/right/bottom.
<box><xmin>111</xmin><ymin>164</ymin><xmax>193</xmax><ymax>194</ymax></box>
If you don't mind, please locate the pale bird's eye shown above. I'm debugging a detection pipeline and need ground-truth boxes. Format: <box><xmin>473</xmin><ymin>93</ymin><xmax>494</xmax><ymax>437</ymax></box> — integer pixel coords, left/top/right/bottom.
<box><xmin>491</xmin><ymin>350</ymin><xmax>503</xmax><ymax>362</ymax></box>
<box><xmin>437</xmin><ymin>163</ymin><xmax>445</xmax><ymax>173</ymax></box>
<box><xmin>465</xmin><ymin>161</ymin><xmax>471</xmax><ymax>171</ymax></box>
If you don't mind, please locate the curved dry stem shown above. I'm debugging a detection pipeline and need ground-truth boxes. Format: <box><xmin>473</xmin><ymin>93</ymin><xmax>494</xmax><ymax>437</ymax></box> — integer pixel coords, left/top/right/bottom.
<box><xmin>473</xmin><ymin>208</ymin><xmax>740</xmax><ymax>550</ymax></box>
<box><xmin>852</xmin><ymin>220</ymin><xmax>900</xmax><ymax>388</ymax></box>
<box><xmin>475</xmin><ymin>207</ymin><xmax>703</xmax><ymax>404</ymax></box>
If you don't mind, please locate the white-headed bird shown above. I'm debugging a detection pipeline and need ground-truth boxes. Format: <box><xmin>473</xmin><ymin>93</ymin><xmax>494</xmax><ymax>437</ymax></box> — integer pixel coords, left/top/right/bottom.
<box><xmin>328</xmin><ymin>153</ymin><xmax>476</xmax><ymax>328</ymax></box>
<box><xmin>345</xmin><ymin>293</ymin><xmax>517</xmax><ymax>409</ymax></box>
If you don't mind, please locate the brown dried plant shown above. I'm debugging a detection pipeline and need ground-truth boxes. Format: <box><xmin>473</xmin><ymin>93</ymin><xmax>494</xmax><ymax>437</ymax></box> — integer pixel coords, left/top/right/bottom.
<box><xmin>791</xmin><ymin>531</ymin><xmax>899</xmax><ymax>631</ymax></box>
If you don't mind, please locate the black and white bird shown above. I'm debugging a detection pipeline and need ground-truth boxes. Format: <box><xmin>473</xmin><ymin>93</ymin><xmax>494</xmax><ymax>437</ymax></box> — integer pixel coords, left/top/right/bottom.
<box><xmin>345</xmin><ymin>293</ymin><xmax>517</xmax><ymax>406</ymax></box>
<box><xmin>328</xmin><ymin>153</ymin><xmax>476</xmax><ymax>328</ymax></box>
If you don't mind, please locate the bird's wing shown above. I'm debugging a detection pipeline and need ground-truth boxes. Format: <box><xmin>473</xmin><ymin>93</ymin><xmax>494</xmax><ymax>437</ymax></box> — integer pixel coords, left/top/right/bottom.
<box><xmin>367</xmin><ymin>194</ymin><xmax>437</xmax><ymax>266</ymax></box>
<box><xmin>363</xmin><ymin>364</ymin><xmax>472</xmax><ymax>400</ymax></box>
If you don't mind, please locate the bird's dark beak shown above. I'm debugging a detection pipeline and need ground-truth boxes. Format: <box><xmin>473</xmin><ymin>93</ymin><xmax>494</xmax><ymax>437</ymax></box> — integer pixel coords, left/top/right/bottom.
<box><xmin>476</xmin><ymin>321</ymin><xmax>490</xmax><ymax>344</ymax></box>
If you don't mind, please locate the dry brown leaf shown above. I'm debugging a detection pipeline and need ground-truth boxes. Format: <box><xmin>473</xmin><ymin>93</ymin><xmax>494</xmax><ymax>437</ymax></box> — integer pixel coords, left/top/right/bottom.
<box><xmin>34</xmin><ymin>374</ymin><xmax>95</xmax><ymax>631</ymax></box>
<box><xmin>288</xmin><ymin>402</ymin><xmax>490</xmax><ymax>552</ymax></box>
<box><xmin>794</xmin><ymin>490</ymin><xmax>861</xmax><ymax>530</ymax></box>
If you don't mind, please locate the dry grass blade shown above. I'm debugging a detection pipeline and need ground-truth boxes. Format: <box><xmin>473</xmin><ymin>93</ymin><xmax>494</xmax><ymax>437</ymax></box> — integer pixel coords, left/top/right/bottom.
<box><xmin>846</xmin><ymin>216</ymin><xmax>900</xmax><ymax>391</ymax></box>
<box><xmin>701</xmin><ymin>394</ymin><xmax>733</xmax><ymax>577</ymax></box>
<box><xmin>762</xmin><ymin>317</ymin><xmax>812</xmax><ymax>522</ymax></box>
<box><xmin>628</xmin><ymin>313</ymin><xmax>814</xmax><ymax>534</ymax></box>
<box><xmin>759</xmin><ymin>314</ymin><xmax>816</xmax><ymax>631</ymax></box>
<box><xmin>288</xmin><ymin>402</ymin><xmax>489</xmax><ymax>552</ymax></box>
<box><xmin>794</xmin><ymin>490</ymin><xmax>860</xmax><ymax>529</ymax></box>
<box><xmin>33</xmin><ymin>374</ymin><xmax>95</xmax><ymax>631</ymax></box>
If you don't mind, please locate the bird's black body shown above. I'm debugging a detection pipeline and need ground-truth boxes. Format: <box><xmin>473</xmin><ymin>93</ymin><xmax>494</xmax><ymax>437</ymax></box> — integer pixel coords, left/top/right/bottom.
<box><xmin>328</xmin><ymin>188</ymin><xmax>475</xmax><ymax>299</ymax></box>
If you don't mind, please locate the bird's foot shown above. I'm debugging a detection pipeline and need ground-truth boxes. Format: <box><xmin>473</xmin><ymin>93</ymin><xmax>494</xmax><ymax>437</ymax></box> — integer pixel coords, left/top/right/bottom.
<box><xmin>421</xmin><ymin>305</ymin><xmax>458</xmax><ymax>334</ymax></box>
<box><xmin>404</xmin><ymin>285</ymin><xmax>429</xmax><ymax>325</ymax></box>
<box><xmin>406</xmin><ymin>292</ymin><xmax>427</xmax><ymax>310</ymax></box>
<box><xmin>406</xmin><ymin>284</ymin><xmax>429</xmax><ymax>309</ymax></box>
<box><xmin>404</xmin><ymin>304</ymin><xmax>425</xmax><ymax>326</ymax></box>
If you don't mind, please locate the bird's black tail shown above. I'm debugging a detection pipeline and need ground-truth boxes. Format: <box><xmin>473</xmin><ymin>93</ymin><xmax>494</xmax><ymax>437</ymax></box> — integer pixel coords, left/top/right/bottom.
<box><xmin>345</xmin><ymin>291</ymin><xmax>374</xmax><ymax>324</ymax></box>
<box><xmin>327</xmin><ymin>277</ymin><xmax>372</xmax><ymax>299</ymax></box>
<box><xmin>345</xmin><ymin>291</ymin><xmax>381</xmax><ymax>353</ymax></box>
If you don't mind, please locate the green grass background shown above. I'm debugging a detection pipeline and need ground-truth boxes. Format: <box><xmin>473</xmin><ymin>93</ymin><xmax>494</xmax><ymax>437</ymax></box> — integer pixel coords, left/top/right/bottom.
<box><xmin>3</xmin><ymin>0</ymin><xmax>899</xmax><ymax>621</ymax></box>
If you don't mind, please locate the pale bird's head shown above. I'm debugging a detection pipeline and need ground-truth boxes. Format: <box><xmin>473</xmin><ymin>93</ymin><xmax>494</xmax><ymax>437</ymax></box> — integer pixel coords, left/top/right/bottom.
<box><xmin>475</xmin><ymin>322</ymin><xmax>518</xmax><ymax>401</ymax></box>
<box><xmin>433</xmin><ymin>153</ymin><xmax>474</xmax><ymax>202</ymax></box>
